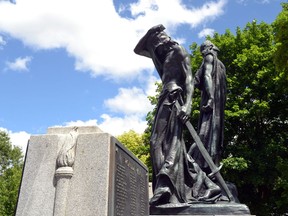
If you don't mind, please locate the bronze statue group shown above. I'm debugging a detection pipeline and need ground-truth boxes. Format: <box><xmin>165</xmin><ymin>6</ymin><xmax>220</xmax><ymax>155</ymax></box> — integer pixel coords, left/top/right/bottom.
<box><xmin>134</xmin><ymin>24</ymin><xmax>227</xmax><ymax>206</ymax></box>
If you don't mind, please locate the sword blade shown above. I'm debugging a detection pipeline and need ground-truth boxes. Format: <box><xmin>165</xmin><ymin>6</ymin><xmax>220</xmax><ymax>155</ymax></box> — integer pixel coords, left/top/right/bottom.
<box><xmin>175</xmin><ymin>102</ymin><xmax>235</xmax><ymax>202</ymax></box>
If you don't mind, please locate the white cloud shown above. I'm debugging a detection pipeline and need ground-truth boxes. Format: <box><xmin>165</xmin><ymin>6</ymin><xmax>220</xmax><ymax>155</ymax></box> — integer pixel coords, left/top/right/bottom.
<box><xmin>104</xmin><ymin>87</ymin><xmax>153</xmax><ymax>116</ymax></box>
<box><xmin>0</xmin><ymin>0</ymin><xmax>228</xmax><ymax>140</ymax></box>
<box><xmin>61</xmin><ymin>115</ymin><xmax>146</xmax><ymax>137</ymax></box>
<box><xmin>198</xmin><ymin>28</ymin><xmax>215</xmax><ymax>38</ymax></box>
<box><xmin>101</xmin><ymin>73</ymin><xmax>158</xmax><ymax>134</ymax></box>
<box><xmin>9</xmin><ymin>131</ymin><xmax>30</xmax><ymax>154</ymax></box>
<box><xmin>6</xmin><ymin>56</ymin><xmax>33</xmax><ymax>71</ymax></box>
<box><xmin>98</xmin><ymin>114</ymin><xmax>147</xmax><ymax>136</ymax></box>
<box><xmin>63</xmin><ymin>119</ymin><xmax>98</xmax><ymax>127</ymax></box>
<box><xmin>0</xmin><ymin>0</ymin><xmax>227</xmax><ymax>80</ymax></box>
<box><xmin>0</xmin><ymin>35</ymin><xmax>6</xmax><ymax>48</ymax></box>
<box><xmin>63</xmin><ymin>74</ymin><xmax>159</xmax><ymax>136</ymax></box>
<box><xmin>0</xmin><ymin>127</ymin><xmax>30</xmax><ymax>155</ymax></box>
<box><xmin>144</xmin><ymin>74</ymin><xmax>160</xmax><ymax>98</ymax></box>
<box><xmin>130</xmin><ymin>0</ymin><xmax>226</xmax><ymax>29</ymax></box>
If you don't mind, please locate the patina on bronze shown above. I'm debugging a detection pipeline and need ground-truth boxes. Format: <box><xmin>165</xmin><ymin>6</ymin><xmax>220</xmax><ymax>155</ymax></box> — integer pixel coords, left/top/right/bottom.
<box><xmin>190</xmin><ymin>40</ymin><xmax>227</xmax><ymax>169</ymax></box>
<box><xmin>134</xmin><ymin>24</ymin><xmax>222</xmax><ymax>206</ymax></box>
<box><xmin>175</xmin><ymin>101</ymin><xmax>234</xmax><ymax>202</ymax></box>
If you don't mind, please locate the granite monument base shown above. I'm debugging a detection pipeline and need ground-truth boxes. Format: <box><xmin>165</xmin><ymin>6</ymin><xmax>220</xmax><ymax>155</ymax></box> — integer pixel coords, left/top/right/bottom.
<box><xmin>15</xmin><ymin>126</ymin><xmax>149</xmax><ymax>216</ymax></box>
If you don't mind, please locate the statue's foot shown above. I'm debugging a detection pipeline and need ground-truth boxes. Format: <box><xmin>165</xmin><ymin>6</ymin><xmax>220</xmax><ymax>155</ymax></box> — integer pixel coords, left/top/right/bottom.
<box><xmin>198</xmin><ymin>185</ymin><xmax>221</xmax><ymax>201</ymax></box>
<box><xmin>149</xmin><ymin>186</ymin><xmax>171</xmax><ymax>206</ymax></box>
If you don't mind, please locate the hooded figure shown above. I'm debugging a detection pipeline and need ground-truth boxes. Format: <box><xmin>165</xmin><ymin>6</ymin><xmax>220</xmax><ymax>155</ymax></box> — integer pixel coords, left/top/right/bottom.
<box><xmin>134</xmin><ymin>26</ymin><xmax>221</xmax><ymax>206</ymax></box>
<box><xmin>191</xmin><ymin>40</ymin><xmax>227</xmax><ymax>170</ymax></box>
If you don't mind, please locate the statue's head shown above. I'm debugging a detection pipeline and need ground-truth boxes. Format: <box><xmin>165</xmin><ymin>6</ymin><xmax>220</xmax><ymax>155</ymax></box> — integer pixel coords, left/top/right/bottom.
<box><xmin>200</xmin><ymin>40</ymin><xmax>220</xmax><ymax>56</ymax></box>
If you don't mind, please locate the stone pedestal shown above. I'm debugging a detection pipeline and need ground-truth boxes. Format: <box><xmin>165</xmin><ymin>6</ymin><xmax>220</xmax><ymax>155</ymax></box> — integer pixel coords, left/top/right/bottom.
<box><xmin>15</xmin><ymin>126</ymin><xmax>149</xmax><ymax>216</ymax></box>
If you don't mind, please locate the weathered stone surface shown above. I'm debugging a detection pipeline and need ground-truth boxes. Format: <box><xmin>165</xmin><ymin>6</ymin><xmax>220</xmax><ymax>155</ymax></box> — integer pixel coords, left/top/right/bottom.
<box><xmin>15</xmin><ymin>126</ymin><xmax>149</xmax><ymax>216</ymax></box>
<box><xmin>47</xmin><ymin>125</ymin><xmax>103</xmax><ymax>134</ymax></box>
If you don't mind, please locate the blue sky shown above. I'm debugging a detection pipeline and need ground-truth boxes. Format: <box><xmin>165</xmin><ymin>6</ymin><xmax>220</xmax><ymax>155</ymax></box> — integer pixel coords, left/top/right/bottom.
<box><xmin>0</xmin><ymin>0</ymin><xmax>283</xmax><ymax>153</ymax></box>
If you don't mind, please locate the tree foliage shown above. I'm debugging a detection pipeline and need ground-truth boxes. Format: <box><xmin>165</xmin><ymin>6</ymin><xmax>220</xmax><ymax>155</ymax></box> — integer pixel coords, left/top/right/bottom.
<box><xmin>143</xmin><ymin>4</ymin><xmax>288</xmax><ymax>215</ymax></box>
<box><xmin>273</xmin><ymin>3</ymin><xmax>288</xmax><ymax>73</ymax></box>
<box><xmin>0</xmin><ymin>131</ymin><xmax>24</xmax><ymax>216</ymax></box>
<box><xmin>188</xmin><ymin>9</ymin><xmax>287</xmax><ymax>216</ymax></box>
<box><xmin>116</xmin><ymin>130</ymin><xmax>152</xmax><ymax>180</ymax></box>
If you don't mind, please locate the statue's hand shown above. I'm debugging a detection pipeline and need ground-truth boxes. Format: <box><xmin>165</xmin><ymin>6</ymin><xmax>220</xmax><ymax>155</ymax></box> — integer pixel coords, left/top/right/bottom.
<box><xmin>178</xmin><ymin>106</ymin><xmax>190</xmax><ymax>123</ymax></box>
<box><xmin>202</xmin><ymin>99</ymin><xmax>213</xmax><ymax>113</ymax></box>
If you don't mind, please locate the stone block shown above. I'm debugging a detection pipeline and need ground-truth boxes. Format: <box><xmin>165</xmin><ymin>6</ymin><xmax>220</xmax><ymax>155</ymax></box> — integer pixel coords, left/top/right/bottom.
<box><xmin>15</xmin><ymin>126</ymin><xmax>149</xmax><ymax>216</ymax></box>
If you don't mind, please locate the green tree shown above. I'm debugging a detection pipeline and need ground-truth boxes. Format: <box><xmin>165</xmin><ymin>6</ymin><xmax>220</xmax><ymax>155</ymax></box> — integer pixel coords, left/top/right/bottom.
<box><xmin>189</xmin><ymin>18</ymin><xmax>287</xmax><ymax>216</ymax></box>
<box><xmin>270</xmin><ymin>3</ymin><xmax>288</xmax><ymax>214</ymax></box>
<box><xmin>0</xmin><ymin>131</ymin><xmax>24</xmax><ymax>216</ymax></box>
<box><xmin>144</xmin><ymin>6</ymin><xmax>288</xmax><ymax>215</ymax></box>
<box><xmin>273</xmin><ymin>3</ymin><xmax>288</xmax><ymax>73</ymax></box>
